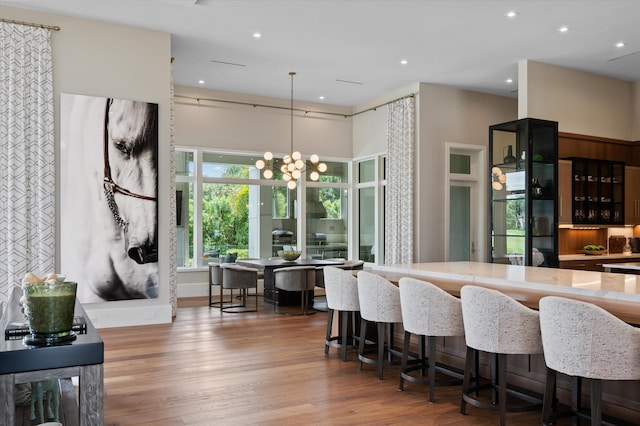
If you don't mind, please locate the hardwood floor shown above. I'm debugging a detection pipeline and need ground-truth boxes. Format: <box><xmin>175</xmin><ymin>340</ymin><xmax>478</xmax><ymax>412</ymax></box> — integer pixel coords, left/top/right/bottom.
<box><xmin>99</xmin><ymin>297</ymin><xmax>542</xmax><ymax>425</ymax></box>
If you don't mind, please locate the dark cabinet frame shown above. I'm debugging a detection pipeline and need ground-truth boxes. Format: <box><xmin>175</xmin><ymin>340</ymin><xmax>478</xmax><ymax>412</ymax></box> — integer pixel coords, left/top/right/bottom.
<box><xmin>488</xmin><ymin>118</ymin><xmax>559</xmax><ymax>267</ymax></box>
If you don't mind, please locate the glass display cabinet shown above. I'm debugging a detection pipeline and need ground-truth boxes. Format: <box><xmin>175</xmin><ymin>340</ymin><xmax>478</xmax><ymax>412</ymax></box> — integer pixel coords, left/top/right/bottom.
<box><xmin>488</xmin><ymin>118</ymin><xmax>559</xmax><ymax>267</ymax></box>
<box><xmin>569</xmin><ymin>158</ymin><xmax>624</xmax><ymax>225</ymax></box>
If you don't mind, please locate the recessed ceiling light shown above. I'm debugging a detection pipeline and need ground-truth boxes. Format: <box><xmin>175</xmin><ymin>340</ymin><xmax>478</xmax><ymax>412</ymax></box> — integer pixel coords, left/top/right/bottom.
<box><xmin>615</xmin><ymin>42</ymin><xmax>626</xmax><ymax>48</ymax></box>
<box><xmin>505</xmin><ymin>11</ymin><xmax>518</xmax><ymax>18</ymax></box>
<box><xmin>400</xmin><ymin>59</ymin><xmax>408</xmax><ymax>65</ymax></box>
<box><xmin>505</xmin><ymin>78</ymin><xmax>513</xmax><ymax>84</ymax></box>
<box><xmin>253</xmin><ymin>32</ymin><xmax>262</xmax><ymax>38</ymax></box>
<box><xmin>318</xmin><ymin>96</ymin><xmax>325</xmax><ymax>100</ymax></box>
<box><xmin>558</xmin><ymin>26</ymin><xmax>569</xmax><ymax>33</ymax></box>
<box><xmin>198</xmin><ymin>80</ymin><xmax>205</xmax><ymax>84</ymax></box>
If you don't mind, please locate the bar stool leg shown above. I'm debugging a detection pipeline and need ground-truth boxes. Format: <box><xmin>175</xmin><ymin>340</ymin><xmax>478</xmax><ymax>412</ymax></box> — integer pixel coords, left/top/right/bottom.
<box><xmin>590</xmin><ymin>379</ymin><xmax>602</xmax><ymax>426</ymax></box>
<box><xmin>341</xmin><ymin>310</ymin><xmax>349</xmax><ymax>361</ymax></box>
<box><xmin>498</xmin><ymin>353</ymin><xmax>507</xmax><ymax>426</ymax></box>
<box><xmin>325</xmin><ymin>309</ymin><xmax>334</xmax><ymax>355</ymax></box>
<box><xmin>399</xmin><ymin>330</ymin><xmax>411</xmax><ymax>390</ymax></box>
<box><xmin>377</xmin><ymin>322</ymin><xmax>385</xmax><ymax>380</ymax></box>
<box><xmin>428</xmin><ymin>335</ymin><xmax>437</xmax><ymax>403</ymax></box>
<box><xmin>460</xmin><ymin>345</ymin><xmax>474</xmax><ymax>414</ymax></box>
<box><xmin>358</xmin><ymin>318</ymin><xmax>368</xmax><ymax>371</ymax></box>
<box><xmin>542</xmin><ymin>367</ymin><xmax>556</xmax><ymax>425</ymax></box>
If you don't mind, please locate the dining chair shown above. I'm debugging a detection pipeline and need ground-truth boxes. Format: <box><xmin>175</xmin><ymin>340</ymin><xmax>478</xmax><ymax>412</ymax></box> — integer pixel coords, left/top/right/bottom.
<box><xmin>220</xmin><ymin>264</ymin><xmax>259</xmax><ymax>313</ymax></box>
<box><xmin>273</xmin><ymin>265</ymin><xmax>316</xmax><ymax>315</ymax></box>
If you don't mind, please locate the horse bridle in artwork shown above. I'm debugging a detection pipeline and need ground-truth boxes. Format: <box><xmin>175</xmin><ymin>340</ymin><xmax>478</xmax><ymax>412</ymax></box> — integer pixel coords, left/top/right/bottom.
<box><xmin>103</xmin><ymin>98</ymin><xmax>157</xmax><ymax>228</ymax></box>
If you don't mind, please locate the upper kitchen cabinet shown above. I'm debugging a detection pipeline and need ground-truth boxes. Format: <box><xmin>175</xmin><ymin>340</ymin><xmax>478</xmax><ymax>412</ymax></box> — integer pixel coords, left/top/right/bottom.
<box><xmin>569</xmin><ymin>158</ymin><xmax>624</xmax><ymax>225</ymax></box>
<box><xmin>625</xmin><ymin>166</ymin><xmax>640</xmax><ymax>224</ymax></box>
<box><xmin>489</xmin><ymin>118</ymin><xmax>559</xmax><ymax>268</ymax></box>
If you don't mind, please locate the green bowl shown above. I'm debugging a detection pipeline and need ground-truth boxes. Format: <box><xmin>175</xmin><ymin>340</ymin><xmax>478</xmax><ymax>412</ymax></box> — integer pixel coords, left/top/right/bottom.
<box><xmin>278</xmin><ymin>250</ymin><xmax>301</xmax><ymax>261</ymax></box>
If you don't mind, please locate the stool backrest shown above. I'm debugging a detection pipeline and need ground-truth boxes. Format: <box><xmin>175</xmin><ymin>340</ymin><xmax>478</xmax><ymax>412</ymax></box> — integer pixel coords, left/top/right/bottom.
<box><xmin>460</xmin><ymin>285</ymin><xmax>542</xmax><ymax>355</ymax></box>
<box><xmin>356</xmin><ymin>271</ymin><xmax>402</xmax><ymax>324</ymax></box>
<box><xmin>323</xmin><ymin>266</ymin><xmax>359</xmax><ymax>312</ymax></box>
<box><xmin>539</xmin><ymin>296</ymin><xmax>640</xmax><ymax>380</ymax></box>
<box><xmin>399</xmin><ymin>277</ymin><xmax>464</xmax><ymax>337</ymax></box>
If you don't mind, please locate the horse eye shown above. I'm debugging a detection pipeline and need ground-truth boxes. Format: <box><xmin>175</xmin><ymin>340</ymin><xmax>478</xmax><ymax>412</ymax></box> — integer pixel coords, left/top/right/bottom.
<box><xmin>113</xmin><ymin>140</ymin><xmax>130</xmax><ymax>154</ymax></box>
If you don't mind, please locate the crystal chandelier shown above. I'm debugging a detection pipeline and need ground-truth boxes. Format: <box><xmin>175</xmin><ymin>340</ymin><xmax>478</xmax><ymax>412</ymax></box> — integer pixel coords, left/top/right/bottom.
<box><xmin>255</xmin><ymin>72</ymin><xmax>326</xmax><ymax>189</ymax></box>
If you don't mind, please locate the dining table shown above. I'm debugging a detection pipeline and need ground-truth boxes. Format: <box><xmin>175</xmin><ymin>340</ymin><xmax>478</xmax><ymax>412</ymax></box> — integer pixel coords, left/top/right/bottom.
<box><xmin>236</xmin><ymin>258</ymin><xmax>344</xmax><ymax>306</ymax></box>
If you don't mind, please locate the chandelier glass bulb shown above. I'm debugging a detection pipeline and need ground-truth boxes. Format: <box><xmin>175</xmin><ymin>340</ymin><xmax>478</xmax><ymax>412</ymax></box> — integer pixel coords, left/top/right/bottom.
<box><xmin>310</xmin><ymin>154</ymin><xmax>319</xmax><ymax>164</ymax></box>
<box><xmin>287</xmin><ymin>180</ymin><xmax>297</xmax><ymax>190</ymax></box>
<box><xmin>283</xmin><ymin>173</ymin><xmax>291</xmax><ymax>181</ymax></box>
<box><xmin>287</xmin><ymin>162</ymin><xmax>296</xmax><ymax>172</ymax></box>
<box><xmin>264</xmin><ymin>151</ymin><xmax>273</xmax><ymax>161</ymax></box>
<box><xmin>294</xmin><ymin>159</ymin><xmax>304</xmax><ymax>169</ymax></box>
<box><xmin>310</xmin><ymin>171</ymin><xmax>319</xmax><ymax>181</ymax></box>
<box><xmin>292</xmin><ymin>169</ymin><xmax>301</xmax><ymax>179</ymax></box>
<box><xmin>292</xmin><ymin>151</ymin><xmax>301</xmax><ymax>161</ymax></box>
<box><xmin>263</xmin><ymin>169</ymin><xmax>273</xmax><ymax>179</ymax></box>
<box><xmin>317</xmin><ymin>163</ymin><xmax>327</xmax><ymax>173</ymax></box>
<box><xmin>255</xmin><ymin>159</ymin><xmax>265</xmax><ymax>170</ymax></box>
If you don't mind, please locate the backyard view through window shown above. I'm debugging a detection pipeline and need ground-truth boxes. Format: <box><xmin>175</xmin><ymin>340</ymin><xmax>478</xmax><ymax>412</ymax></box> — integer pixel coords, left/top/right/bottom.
<box><xmin>176</xmin><ymin>149</ymin><xmax>349</xmax><ymax>267</ymax></box>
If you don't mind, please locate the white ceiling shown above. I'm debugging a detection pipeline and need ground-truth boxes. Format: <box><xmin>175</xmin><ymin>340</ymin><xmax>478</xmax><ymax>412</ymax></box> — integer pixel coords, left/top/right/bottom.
<box><xmin>3</xmin><ymin>0</ymin><xmax>640</xmax><ymax>107</ymax></box>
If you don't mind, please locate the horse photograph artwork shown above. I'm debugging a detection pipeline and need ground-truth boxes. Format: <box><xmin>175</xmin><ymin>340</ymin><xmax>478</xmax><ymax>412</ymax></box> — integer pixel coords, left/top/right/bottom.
<box><xmin>60</xmin><ymin>93</ymin><xmax>159</xmax><ymax>302</ymax></box>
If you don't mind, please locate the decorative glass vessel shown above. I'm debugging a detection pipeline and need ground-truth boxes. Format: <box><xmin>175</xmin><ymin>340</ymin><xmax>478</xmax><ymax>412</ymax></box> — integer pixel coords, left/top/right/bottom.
<box><xmin>23</xmin><ymin>282</ymin><xmax>77</xmax><ymax>345</ymax></box>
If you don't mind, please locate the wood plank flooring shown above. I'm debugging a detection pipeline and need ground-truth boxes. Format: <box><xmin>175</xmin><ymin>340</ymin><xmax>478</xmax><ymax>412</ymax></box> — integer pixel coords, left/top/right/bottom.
<box><xmin>99</xmin><ymin>297</ymin><xmax>543</xmax><ymax>425</ymax></box>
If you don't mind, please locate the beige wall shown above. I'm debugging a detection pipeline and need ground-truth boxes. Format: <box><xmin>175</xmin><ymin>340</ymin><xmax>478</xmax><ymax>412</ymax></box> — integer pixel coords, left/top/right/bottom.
<box><xmin>174</xmin><ymin>85</ymin><xmax>353</xmax><ymax>158</ymax></box>
<box><xmin>2</xmin><ymin>6</ymin><xmax>173</xmax><ymax>327</ymax></box>
<box><xmin>519</xmin><ymin>60</ymin><xmax>634</xmax><ymax>140</ymax></box>
<box><xmin>352</xmin><ymin>82</ymin><xmax>517</xmax><ymax>263</ymax></box>
<box><xmin>416</xmin><ymin>83</ymin><xmax>517</xmax><ymax>262</ymax></box>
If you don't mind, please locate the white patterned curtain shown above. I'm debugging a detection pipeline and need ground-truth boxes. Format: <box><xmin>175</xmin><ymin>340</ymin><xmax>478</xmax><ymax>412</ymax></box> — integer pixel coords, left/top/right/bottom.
<box><xmin>384</xmin><ymin>96</ymin><xmax>415</xmax><ymax>264</ymax></box>
<box><xmin>169</xmin><ymin>58</ymin><xmax>178</xmax><ymax>317</ymax></box>
<box><xmin>0</xmin><ymin>23</ymin><xmax>55</xmax><ymax>304</ymax></box>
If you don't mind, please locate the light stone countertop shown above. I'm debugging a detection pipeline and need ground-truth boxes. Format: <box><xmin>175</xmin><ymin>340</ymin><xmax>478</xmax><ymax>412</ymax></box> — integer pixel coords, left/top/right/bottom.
<box><xmin>370</xmin><ymin>262</ymin><xmax>640</xmax><ymax>323</ymax></box>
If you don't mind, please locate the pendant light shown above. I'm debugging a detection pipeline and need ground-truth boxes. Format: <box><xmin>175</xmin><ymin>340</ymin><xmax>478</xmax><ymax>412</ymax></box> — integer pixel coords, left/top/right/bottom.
<box><xmin>255</xmin><ymin>72</ymin><xmax>326</xmax><ymax>189</ymax></box>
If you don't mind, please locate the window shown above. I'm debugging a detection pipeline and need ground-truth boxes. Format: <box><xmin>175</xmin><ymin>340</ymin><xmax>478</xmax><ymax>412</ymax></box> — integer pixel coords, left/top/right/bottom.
<box><xmin>355</xmin><ymin>157</ymin><xmax>386</xmax><ymax>264</ymax></box>
<box><xmin>176</xmin><ymin>149</ymin><xmax>349</xmax><ymax>268</ymax></box>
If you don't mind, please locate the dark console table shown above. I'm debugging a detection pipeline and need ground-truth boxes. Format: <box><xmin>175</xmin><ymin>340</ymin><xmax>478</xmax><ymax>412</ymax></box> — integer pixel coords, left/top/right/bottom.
<box><xmin>1</xmin><ymin>293</ymin><xmax>104</xmax><ymax>425</ymax></box>
<box><xmin>236</xmin><ymin>258</ymin><xmax>344</xmax><ymax>305</ymax></box>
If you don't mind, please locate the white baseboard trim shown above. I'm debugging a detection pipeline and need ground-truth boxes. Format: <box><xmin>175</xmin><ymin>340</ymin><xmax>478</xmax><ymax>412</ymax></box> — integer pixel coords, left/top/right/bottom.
<box><xmin>178</xmin><ymin>282</ymin><xmax>209</xmax><ymax>298</ymax></box>
<box><xmin>85</xmin><ymin>303</ymin><xmax>173</xmax><ymax>328</ymax></box>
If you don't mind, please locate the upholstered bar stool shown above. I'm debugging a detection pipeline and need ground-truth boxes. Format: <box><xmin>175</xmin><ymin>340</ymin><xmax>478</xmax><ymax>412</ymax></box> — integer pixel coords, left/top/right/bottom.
<box><xmin>398</xmin><ymin>277</ymin><xmax>465</xmax><ymax>402</ymax></box>
<box><xmin>323</xmin><ymin>266</ymin><xmax>361</xmax><ymax>361</ymax></box>
<box><xmin>273</xmin><ymin>265</ymin><xmax>316</xmax><ymax>315</ymax></box>
<box><xmin>460</xmin><ymin>285</ymin><xmax>544</xmax><ymax>426</ymax></box>
<box><xmin>356</xmin><ymin>271</ymin><xmax>403</xmax><ymax>380</ymax></box>
<box><xmin>220</xmin><ymin>264</ymin><xmax>259</xmax><ymax>313</ymax></box>
<box><xmin>539</xmin><ymin>296</ymin><xmax>640</xmax><ymax>426</ymax></box>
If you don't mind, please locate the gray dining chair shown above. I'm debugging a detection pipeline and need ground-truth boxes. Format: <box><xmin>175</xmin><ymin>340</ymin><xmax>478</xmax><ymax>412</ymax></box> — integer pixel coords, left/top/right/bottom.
<box><xmin>220</xmin><ymin>264</ymin><xmax>259</xmax><ymax>313</ymax></box>
<box><xmin>273</xmin><ymin>265</ymin><xmax>316</xmax><ymax>315</ymax></box>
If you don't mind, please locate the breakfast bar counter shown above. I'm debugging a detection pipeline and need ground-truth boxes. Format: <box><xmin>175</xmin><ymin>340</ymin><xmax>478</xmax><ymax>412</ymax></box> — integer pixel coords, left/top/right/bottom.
<box><xmin>371</xmin><ymin>262</ymin><xmax>640</xmax><ymax>324</ymax></box>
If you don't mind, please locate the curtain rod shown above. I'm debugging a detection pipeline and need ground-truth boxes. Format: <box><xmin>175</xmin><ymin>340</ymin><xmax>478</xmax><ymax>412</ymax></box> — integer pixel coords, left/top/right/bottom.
<box><xmin>174</xmin><ymin>92</ymin><xmax>415</xmax><ymax>118</ymax></box>
<box><xmin>0</xmin><ymin>18</ymin><xmax>60</xmax><ymax>31</ymax></box>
